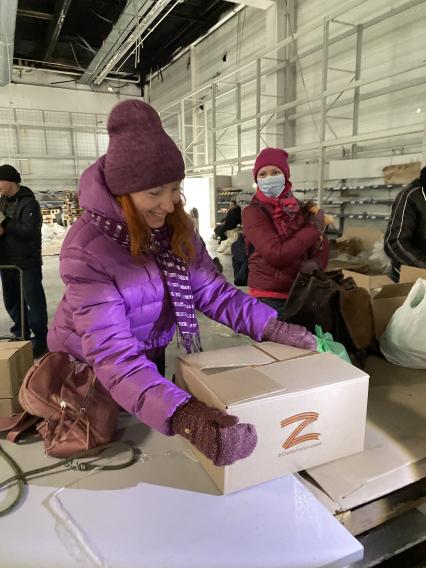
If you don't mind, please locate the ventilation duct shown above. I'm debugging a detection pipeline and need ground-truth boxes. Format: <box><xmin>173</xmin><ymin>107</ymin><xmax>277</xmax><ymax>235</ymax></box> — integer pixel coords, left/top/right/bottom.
<box><xmin>80</xmin><ymin>0</ymin><xmax>175</xmax><ymax>86</ymax></box>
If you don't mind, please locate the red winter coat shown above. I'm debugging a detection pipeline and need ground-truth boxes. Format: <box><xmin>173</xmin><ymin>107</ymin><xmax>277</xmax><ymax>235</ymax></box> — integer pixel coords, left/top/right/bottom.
<box><xmin>242</xmin><ymin>196</ymin><xmax>328</xmax><ymax>294</ymax></box>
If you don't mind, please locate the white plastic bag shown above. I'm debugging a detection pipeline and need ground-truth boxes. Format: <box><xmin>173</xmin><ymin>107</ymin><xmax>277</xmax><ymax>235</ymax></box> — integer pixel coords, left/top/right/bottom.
<box><xmin>380</xmin><ymin>278</ymin><xmax>426</xmax><ymax>369</ymax></box>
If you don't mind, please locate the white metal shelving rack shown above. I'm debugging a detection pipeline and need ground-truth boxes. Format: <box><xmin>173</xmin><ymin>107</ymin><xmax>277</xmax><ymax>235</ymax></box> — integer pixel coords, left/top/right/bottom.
<box><xmin>157</xmin><ymin>0</ymin><xmax>426</xmax><ymax>218</ymax></box>
<box><xmin>0</xmin><ymin>107</ymin><xmax>109</xmax><ymax>194</ymax></box>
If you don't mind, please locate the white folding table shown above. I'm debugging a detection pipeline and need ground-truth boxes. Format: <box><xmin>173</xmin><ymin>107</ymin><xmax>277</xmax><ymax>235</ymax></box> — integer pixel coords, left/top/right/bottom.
<box><xmin>0</xmin><ymin>417</ymin><xmax>363</xmax><ymax>568</ymax></box>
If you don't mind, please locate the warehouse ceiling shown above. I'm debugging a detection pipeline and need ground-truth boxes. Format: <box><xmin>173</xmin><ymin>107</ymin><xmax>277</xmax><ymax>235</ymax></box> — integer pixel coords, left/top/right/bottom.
<box><xmin>14</xmin><ymin>0</ymin><xmax>239</xmax><ymax>89</ymax></box>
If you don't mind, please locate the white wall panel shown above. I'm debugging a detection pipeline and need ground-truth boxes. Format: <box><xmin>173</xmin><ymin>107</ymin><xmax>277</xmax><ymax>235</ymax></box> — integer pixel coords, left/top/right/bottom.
<box><xmin>0</xmin><ymin>77</ymin><xmax>142</xmax><ymax>195</ymax></box>
<box><xmin>151</xmin><ymin>7</ymin><xmax>267</xmax><ymax>112</ymax></box>
<box><xmin>0</xmin><ymin>126</ymin><xmax>18</xmax><ymax>155</ymax></box>
<box><xmin>295</xmin><ymin>0</ymin><xmax>426</xmax><ymax>149</ymax></box>
<box><xmin>195</xmin><ymin>8</ymin><xmax>266</xmax><ymax>87</ymax></box>
<box><xmin>75</xmin><ymin>131</ymin><xmax>97</xmax><ymax>157</ymax></box>
<box><xmin>0</xmin><ymin>82</ymin><xmax>138</xmax><ymax>115</ymax></box>
<box><xmin>19</xmin><ymin>128</ymin><xmax>46</xmax><ymax>155</ymax></box>
<box><xmin>150</xmin><ymin>0</ymin><xmax>425</xmax><ymax>168</ymax></box>
<box><xmin>45</xmin><ymin>130</ymin><xmax>73</xmax><ymax>156</ymax></box>
<box><xmin>149</xmin><ymin>55</ymin><xmax>192</xmax><ymax>111</ymax></box>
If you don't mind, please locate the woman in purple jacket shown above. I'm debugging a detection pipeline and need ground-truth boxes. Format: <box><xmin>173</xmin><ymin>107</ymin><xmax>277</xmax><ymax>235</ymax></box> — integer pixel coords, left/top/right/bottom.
<box><xmin>48</xmin><ymin>100</ymin><xmax>317</xmax><ymax>467</ymax></box>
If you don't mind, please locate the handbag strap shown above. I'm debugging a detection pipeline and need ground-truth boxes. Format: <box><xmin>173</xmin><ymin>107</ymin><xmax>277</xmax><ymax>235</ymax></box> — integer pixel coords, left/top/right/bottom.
<box><xmin>0</xmin><ymin>440</ymin><xmax>138</xmax><ymax>517</ymax></box>
<box><xmin>0</xmin><ymin>412</ymin><xmax>40</xmax><ymax>443</ymax></box>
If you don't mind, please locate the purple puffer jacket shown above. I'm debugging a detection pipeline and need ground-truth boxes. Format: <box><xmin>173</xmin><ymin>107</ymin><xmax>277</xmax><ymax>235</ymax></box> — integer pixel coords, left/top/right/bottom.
<box><xmin>48</xmin><ymin>157</ymin><xmax>276</xmax><ymax>435</ymax></box>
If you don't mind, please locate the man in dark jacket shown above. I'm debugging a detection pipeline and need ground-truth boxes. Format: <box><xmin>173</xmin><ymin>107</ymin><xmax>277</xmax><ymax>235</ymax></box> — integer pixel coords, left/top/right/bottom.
<box><xmin>214</xmin><ymin>199</ymin><xmax>242</xmax><ymax>242</ymax></box>
<box><xmin>0</xmin><ymin>164</ymin><xmax>48</xmax><ymax>356</ymax></box>
<box><xmin>384</xmin><ymin>166</ymin><xmax>426</xmax><ymax>282</ymax></box>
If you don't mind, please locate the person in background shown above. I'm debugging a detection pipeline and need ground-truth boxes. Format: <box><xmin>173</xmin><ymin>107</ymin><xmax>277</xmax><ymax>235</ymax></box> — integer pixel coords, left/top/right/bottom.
<box><xmin>190</xmin><ymin>207</ymin><xmax>200</xmax><ymax>232</ymax></box>
<box><xmin>48</xmin><ymin>100</ymin><xmax>318</xmax><ymax>468</ymax></box>
<box><xmin>242</xmin><ymin>148</ymin><xmax>329</xmax><ymax>320</ymax></box>
<box><xmin>0</xmin><ymin>165</ymin><xmax>48</xmax><ymax>357</ymax></box>
<box><xmin>214</xmin><ymin>198</ymin><xmax>242</xmax><ymax>243</ymax></box>
<box><xmin>384</xmin><ymin>166</ymin><xmax>426</xmax><ymax>282</ymax></box>
<box><xmin>190</xmin><ymin>205</ymin><xmax>223</xmax><ymax>273</ymax></box>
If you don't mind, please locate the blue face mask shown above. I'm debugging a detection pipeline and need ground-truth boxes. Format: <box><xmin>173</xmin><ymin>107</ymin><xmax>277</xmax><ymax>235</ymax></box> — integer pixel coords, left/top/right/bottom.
<box><xmin>257</xmin><ymin>174</ymin><xmax>285</xmax><ymax>198</ymax></box>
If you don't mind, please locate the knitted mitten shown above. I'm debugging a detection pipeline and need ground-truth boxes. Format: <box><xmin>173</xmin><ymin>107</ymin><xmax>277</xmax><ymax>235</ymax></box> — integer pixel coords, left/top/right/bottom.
<box><xmin>171</xmin><ymin>398</ymin><xmax>257</xmax><ymax>466</ymax></box>
<box><xmin>263</xmin><ymin>318</ymin><xmax>317</xmax><ymax>351</ymax></box>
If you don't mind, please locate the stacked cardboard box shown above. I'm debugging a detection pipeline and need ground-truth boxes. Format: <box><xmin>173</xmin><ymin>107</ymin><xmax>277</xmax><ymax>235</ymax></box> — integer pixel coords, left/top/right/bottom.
<box><xmin>176</xmin><ymin>343</ymin><xmax>369</xmax><ymax>494</ymax></box>
<box><xmin>62</xmin><ymin>191</ymin><xmax>84</xmax><ymax>227</ymax></box>
<box><xmin>399</xmin><ymin>265</ymin><xmax>426</xmax><ymax>283</ymax></box>
<box><xmin>383</xmin><ymin>161</ymin><xmax>421</xmax><ymax>184</ymax></box>
<box><xmin>0</xmin><ymin>341</ymin><xmax>33</xmax><ymax>417</ymax></box>
<box><xmin>342</xmin><ymin>269</ymin><xmax>393</xmax><ymax>293</ymax></box>
<box><xmin>304</xmin><ymin>288</ymin><xmax>426</xmax><ymax>517</ymax></box>
<box><xmin>371</xmin><ymin>282</ymin><xmax>414</xmax><ymax>338</ymax></box>
<box><xmin>41</xmin><ymin>207</ymin><xmax>62</xmax><ymax>225</ymax></box>
<box><xmin>343</xmin><ymin>265</ymin><xmax>426</xmax><ymax>295</ymax></box>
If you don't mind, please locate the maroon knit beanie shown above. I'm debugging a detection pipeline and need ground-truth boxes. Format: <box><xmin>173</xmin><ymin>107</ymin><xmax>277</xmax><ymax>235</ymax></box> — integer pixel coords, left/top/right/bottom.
<box><xmin>253</xmin><ymin>147</ymin><xmax>290</xmax><ymax>182</ymax></box>
<box><xmin>104</xmin><ymin>100</ymin><xmax>185</xmax><ymax>195</ymax></box>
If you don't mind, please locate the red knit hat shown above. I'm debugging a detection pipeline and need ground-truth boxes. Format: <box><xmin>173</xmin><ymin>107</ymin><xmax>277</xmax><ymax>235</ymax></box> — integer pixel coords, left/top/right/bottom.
<box><xmin>253</xmin><ymin>147</ymin><xmax>290</xmax><ymax>181</ymax></box>
<box><xmin>105</xmin><ymin>100</ymin><xmax>185</xmax><ymax>195</ymax></box>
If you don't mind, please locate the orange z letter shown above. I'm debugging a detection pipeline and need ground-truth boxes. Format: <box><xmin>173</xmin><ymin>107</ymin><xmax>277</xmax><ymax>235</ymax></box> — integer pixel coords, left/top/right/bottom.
<box><xmin>280</xmin><ymin>412</ymin><xmax>320</xmax><ymax>450</ymax></box>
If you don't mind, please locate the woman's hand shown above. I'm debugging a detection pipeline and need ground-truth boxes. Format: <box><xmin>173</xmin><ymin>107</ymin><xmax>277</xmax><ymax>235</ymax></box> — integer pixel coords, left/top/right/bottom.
<box><xmin>310</xmin><ymin>210</ymin><xmax>326</xmax><ymax>233</ymax></box>
<box><xmin>171</xmin><ymin>398</ymin><xmax>257</xmax><ymax>466</ymax></box>
<box><xmin>263</xmin><ymin>318</ymin><xmax>317</xmax><ymax>351</ymax></box>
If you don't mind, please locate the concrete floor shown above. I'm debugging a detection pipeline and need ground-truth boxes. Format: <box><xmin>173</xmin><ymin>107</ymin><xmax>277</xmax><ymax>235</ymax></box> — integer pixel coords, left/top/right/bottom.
<box><xmin>0</xmin><ymin>240</ymin><xmax>252</xmax><ymax>374</ymax></box>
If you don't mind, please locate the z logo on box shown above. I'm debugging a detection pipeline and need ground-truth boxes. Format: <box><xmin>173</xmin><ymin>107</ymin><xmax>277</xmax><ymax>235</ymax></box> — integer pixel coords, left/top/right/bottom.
<box><xmin>280</xmin><ymin>412</ymin><xmax>320</xmax><ymax>450</ymax></box>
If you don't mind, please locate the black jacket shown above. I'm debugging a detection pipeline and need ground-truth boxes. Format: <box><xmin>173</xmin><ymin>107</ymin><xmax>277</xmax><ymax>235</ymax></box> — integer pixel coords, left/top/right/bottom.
<box><xmin>0</xmin><ymin>185</ymin><xmax>43</xmax><ymax>269</ymax></box>
<box><xmin>222</xmin><ymin>206</ymin><xmax>242</xmax><ymax>232</ymax></box>
<box><xmin>384</xmin><ymin>179</ymin><xmax>426</xmax><ymax>281</ymax></box>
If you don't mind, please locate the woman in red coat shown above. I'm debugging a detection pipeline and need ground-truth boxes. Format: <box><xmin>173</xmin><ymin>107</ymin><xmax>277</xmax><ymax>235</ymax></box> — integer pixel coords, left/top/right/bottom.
<box><xmin>242</xmin><ymin>148</ymin><xmax>329</xmax><ymax>319</ymax></box>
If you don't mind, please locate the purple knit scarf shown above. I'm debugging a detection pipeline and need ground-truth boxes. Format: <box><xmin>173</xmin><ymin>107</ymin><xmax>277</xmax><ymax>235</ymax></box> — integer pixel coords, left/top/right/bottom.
<box><xmin>91</xmin><ymin>213</ymin><xmax>202</xmax><ymax>354</ymax></box>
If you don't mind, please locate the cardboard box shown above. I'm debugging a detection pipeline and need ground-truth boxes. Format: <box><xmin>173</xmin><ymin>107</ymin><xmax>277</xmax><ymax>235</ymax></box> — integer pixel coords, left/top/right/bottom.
<box><xmin>0</xmin><ymin>341</ymin><xmax>33</xmax><ymax>417</ymax></box>
<box><xmin>399</xmin><ymin>265</ymin><xmax>426</xmax><ymax>283</ymax></box>
<box><xmin>383</xmin><ymin>161</ymin><xmax>421</xmax><ymax>184</ymax></box>
<box><xmin>176</xmin><ymin>343</ymin><xmax>369</xmax><ymax>494</ymax></box>
<box><xmin>371</xmin><ymin>282</ymin><xmax>413</xmax><ymax>338</ymax></box>
<box><xmin>338</xmin><ymin>227</ymin><xmax>384</xmax><ymax>251</ymax></box>
<box><xmin>304</xmin><ymin>355</ymin><xmax>426</xmax><ymax>515</ymax></box>
<box><xmin>343</xmin><ymin>269</ymin><xmax>393</xmax><ymax>292</ymax></box>
<box><xmin>0</xmin><ymin>397</ymin><xmax>22</xmax><ymax>416</ymax></box>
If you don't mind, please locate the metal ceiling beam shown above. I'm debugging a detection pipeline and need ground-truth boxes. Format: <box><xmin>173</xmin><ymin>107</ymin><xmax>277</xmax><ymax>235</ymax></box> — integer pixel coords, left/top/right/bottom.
<box><xmin>223</xmin><ymin>0</ymin><xmax>275</xmax><ymax>9</ymax></box>
<box><xmin>168</xmin><ymin>12</ymin><xmax>208</xmax><ymax>24</ymax></box>
<box><xmin>0</xmin><ymin>0</ymin><xmax>18</xmax><ymax>87</ymax></box>
<box><xmin>94</xmin><ymin>0</ymin><xmax>177</xmax><ymax>86</ymax></box>
<box><xmin>80</xmin><ymin>0</ymin><xmax>175</xmax><ymax>85</ymax></box>
<box><xmin>142</xmin><ymin>0</ymin><xmax>228</xmax><ymax>75</ymax></box>
<box><xmin>44</xmin><ymin>0</ymin><xmax>72</xmax><ymax>61</ymax></box>
<box><xmin>17</xmin><ymin>9</ymin><xmax>54</xmax><ymax>21</ymax></box>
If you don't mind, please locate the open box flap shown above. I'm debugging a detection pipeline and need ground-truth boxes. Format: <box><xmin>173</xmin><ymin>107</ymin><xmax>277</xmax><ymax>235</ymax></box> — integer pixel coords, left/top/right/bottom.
<box><xmin>183</xmin><ymin>353</ymin><xmax>367</xmax><ymax>407</ymax></box>
<box><xmin>305</xmin><ymin>360</ymin><xmax>426</xmax><ymax>512</ymax></box>
<box><xmin>305</xmin><ymin>419</ymin><xmax>426</xmax><ymax>512</ymax></box>
<box><xmin>179</xmin><ymin>344</ymin><xmax>275</xmax><ymax>371</ymax></box>
<box><xmin>373</xmin><ymin>282</ymin><xmax>413</xmax><ymax>300</ymax></box>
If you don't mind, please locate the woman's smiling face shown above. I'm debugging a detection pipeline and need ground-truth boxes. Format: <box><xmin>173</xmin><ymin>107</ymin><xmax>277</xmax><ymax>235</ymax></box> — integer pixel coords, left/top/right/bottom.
<box><xmin>129</xmin><ymin>181</ymin><xmax>182</xmax><ymax>228</ymax></box>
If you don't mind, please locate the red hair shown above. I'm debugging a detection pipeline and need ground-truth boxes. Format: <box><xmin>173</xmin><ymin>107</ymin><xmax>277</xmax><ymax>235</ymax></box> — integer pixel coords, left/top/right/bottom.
<box><xmin>116</xmin><ymin>194</ymin><xmax>196</xmax><ymax>263</ymax></box>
